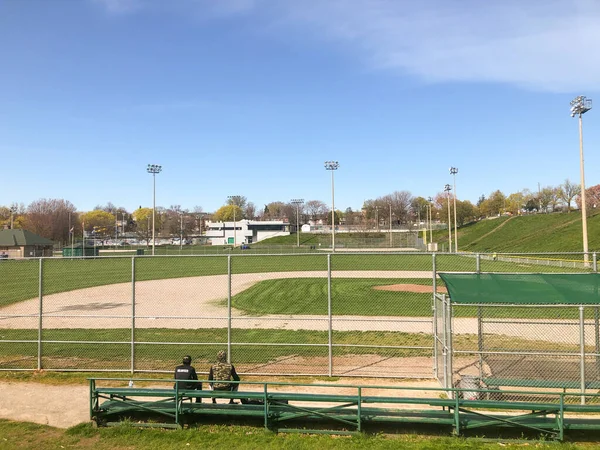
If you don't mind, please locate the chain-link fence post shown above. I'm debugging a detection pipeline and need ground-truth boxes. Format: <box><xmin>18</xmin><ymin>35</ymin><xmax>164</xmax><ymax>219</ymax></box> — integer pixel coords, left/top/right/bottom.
<box><xmin>131</xmin><ymin>256</ymin><xmax>136</xmax><ymax>375</ymax></box>
<box><xmin>327</xmin><ymin>253</ymin><xmax>332</xmax><ymax>377</ymax></box>
<box><xmin>580</xmin><ymin>305</ymin><xmax>586</xmax><ymax>404</ymax></box>
<box><xmin>227</xmin><ymin>254</ymin><xmax>232</xmax><ymax>361</ymax></box>
<box><xmin>37</xmin><ymin>258</ymin><xmax>44</xmax><ymax>371</ymax></box>
<box><xmin>432</xmin><ymin>253</ymin><xmax>437</xmax><ymax>378</ymax></box>
<box><xmin>593</xmin><ymin>253</ymin><xmax>597</xmax><ymax>273</ymax></box>
<box><xmin>441</xmin><ymin>294</ymin><xmax>448</xmax><ymax>390</ymax></box>
<box><xmin>476</xmin><ymin>253</ymin><xmax>481</xmax><ymax>273</ymax></box>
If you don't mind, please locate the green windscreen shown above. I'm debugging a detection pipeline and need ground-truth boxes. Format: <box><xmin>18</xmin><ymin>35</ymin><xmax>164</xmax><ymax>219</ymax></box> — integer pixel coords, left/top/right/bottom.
<box><xmin>438</xmin><ymin>273</ymin><xmax>600</xmax><ymax>305</ymax></box>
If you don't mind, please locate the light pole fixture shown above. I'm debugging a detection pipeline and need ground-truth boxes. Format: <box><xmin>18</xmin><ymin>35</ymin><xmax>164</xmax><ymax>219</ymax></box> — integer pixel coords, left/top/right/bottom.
<box><xmin>9</xmin><ymin>207</ymin><xmax>15</xmax><ymax>229</ymax></box>
<box><xmin>570</xmin><ymin>95</ymin><xmax>592</xmax><ymax>266</ymax></box>
<box><xmin>450</xmin><ymin>167</ymin><xmax>459</xmax><ymax>253</ymax></box>
<box><xmin>324</xmin><ymin>161</ymin><xmax>339</xmax><ymax>252</ymax></box>
<box><xmin>227</xmin><ymin>195</ymin><xmax>240</xmax><ymax>247</ymax></box>
<box><xmin>444</xmin><ymin>184</ymin><xmax>452</xmax><ymax>253</ymax></box>
<box><xmin>290</xmin><ymin>199</ymin><xmax>304</xmax><ymax>248</ymax></box>
<box><xmin>147</xmin><ymin>164</ymin><xmax>162</xmax><ymax>256</ymax></box>
<box><xmin>375</xmin><ymin>206</ymin><xmax>379</xmax><ymax>231</ymax></box>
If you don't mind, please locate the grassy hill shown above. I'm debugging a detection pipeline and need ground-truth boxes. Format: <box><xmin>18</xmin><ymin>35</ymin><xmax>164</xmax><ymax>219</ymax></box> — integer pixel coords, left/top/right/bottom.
<box><xmin>436</xmin><ymin>211</ymin><xmax>600</xmax><ymax>253</ymax></box>
<box><xmin>257</xmin><ymin>211</ymin><xmax>600</xmax><ymax>253</ymax></box>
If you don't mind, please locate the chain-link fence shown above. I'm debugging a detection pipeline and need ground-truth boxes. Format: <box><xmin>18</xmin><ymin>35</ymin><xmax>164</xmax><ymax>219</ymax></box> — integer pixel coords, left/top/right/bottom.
<box><xmin>1</xmin><ymin>252</ymin><xmax>597</xmax><ymax>382</ymax></box>
<box><xmin>434</xmin><ymin>259</ymin><xmax>600</xmax><ymax>403</ymax></box>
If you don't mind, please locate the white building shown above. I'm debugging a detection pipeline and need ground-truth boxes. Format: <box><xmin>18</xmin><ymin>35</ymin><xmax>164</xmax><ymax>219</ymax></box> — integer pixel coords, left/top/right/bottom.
<box><xmin>205</xmin><ymin>220</ymin><xmax>290</xmax><ymax>246</ymax></box>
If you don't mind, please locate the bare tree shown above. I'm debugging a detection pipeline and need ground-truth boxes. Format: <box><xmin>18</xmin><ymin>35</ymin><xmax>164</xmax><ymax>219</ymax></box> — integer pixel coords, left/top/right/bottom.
<box><xmin>549</xmin><ymin>187</ymin><xmax>562</xmax><ymax>212</ymax></box>
<box><xmin>226</xmin><ymin>195</ymin><xmax>247</xmax><ymax>210</ymax></box>
<box><xmin>25</xmin><ymin>198</ymin><xmax>77</xmax><ymax>243</ymax></box>
<box><xmin>559</xmin><ymin>179</ymin><xmax>580</xmax><ymax>212</ymax></box>
<box><xmin>305</xmin><ymin>200</ymin><xmax>328</xmax><ymax>221</ymax></box>
<box><xmin>244</xmin><ymin>202</ymin><xmax>256</xmax><ymax>220</ymax></box>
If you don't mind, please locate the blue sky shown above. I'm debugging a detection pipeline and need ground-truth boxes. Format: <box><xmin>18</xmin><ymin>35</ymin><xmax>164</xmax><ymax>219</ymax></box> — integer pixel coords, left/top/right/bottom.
<box><xmin>1</xmin><ymin>0</ymin><xmax>599</xmax><ymax>214</ymax></box>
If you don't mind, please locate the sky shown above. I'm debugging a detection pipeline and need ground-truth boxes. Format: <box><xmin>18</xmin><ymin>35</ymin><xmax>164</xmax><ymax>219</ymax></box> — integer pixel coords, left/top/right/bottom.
<box><xmin>1</xmin><ymin>0</ymin><xmax>599</xmax><ymax>214</ymax></box>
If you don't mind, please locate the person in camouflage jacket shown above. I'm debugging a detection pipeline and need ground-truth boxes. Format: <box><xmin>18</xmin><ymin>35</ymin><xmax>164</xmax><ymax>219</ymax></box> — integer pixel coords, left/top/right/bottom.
<box><xmin>208</xmin><ymin>350</ymin><xmax>241</xmax><ymax>404</ymax></box>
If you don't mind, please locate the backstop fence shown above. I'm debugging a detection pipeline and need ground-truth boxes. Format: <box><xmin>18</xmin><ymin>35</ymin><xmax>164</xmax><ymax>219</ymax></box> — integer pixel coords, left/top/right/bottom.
<box><xmin>0</xmin><ymin>252</ymin><xmax>597</xmax><ymax>380</ymax></box>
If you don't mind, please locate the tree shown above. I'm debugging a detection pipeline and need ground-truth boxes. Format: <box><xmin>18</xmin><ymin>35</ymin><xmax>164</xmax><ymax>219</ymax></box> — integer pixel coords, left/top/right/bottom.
<box><xmin>549</xmin><ymin>187</ymin><xmax>563</xmax><ymax>212</ymax></box>
<box><xmin>226</xmin><ymin>195</ymin><xmax>247</xmax><ymax>211</ymax></box>
<box><xmin>456</xmin><ymin>200</ymin><xmax>477</xmax><ymax>226</ymax></box>
<box><xmin>410</xmin><ymin>197</ymin><xmax>429</xmax><ymax>224</ymax></box>
<box><xmin>213</xmin><ymin>205</ymin><xmax>243</xmax><ymax>222</ymax></box>
<box><xmin>559</xmin><ymin>179</ymin><xmax>580</xmax><ymax>212</ymax></box>
<box><xmin>305</xmin><ymin>200</ymin><xmax>328</xmax><ymax>221</ymax></box>
<box><xmin>80</xmin><ymin>210</ymin><xmax>115</xmax><ymax>239</ymax></box>
<box><xmin>487</xmin><ymin>190</ymin><xmax>506</xmax><ymax>216</ymax></box>
<box><xmin>133</xmin><ymin>207</ymin><xmax>154</xmax><ymax>244</ymax></box>
<box><xmin>244</xmin><ymin>202</ymin><xmax>256</xmax><ymax>220</ymax></box>
<box><xmin>262</xmin><ymin>202</ymin><xmax>286</xmax><ymax>220</ymax></box>
<box><xmin>25</xmin><ymin>198</ymin><xmax>77</xmax><ymax>243</ymax></box>
<box><xmin>0</xmin><ymin>203</ymin><xmax>26</xmax><ymax>230</ymax></box>
<box><xmin>539</xmin><ymin>187</ymin><xmax>555</xmax><ymax>213</ymax></box>
<box><xmin>575</xmin><ymin>184</ymin><xmax>600</xmax><ymax>216</ymax></box>
<box><xmin>506</xmin><ymin>192</ymin><xmax>524</xmax><ymax>214</ymax></box>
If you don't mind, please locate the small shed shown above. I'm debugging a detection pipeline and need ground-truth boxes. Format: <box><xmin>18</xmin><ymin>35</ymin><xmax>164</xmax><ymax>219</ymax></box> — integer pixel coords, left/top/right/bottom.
<box><xmin>0</xmin><ymin>229</ymin><xmax>54</xmax><ymax>258</ymax></box>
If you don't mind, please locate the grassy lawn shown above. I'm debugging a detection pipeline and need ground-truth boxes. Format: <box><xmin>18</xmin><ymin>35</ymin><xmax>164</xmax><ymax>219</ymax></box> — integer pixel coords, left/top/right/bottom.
<box><xmin>0</xmin><ymin>252</ymin><xmax>586</xmax><ymax>309</ymax></box>
<box><xmin>231</xmin><ymin>278</ymin><xmax>592</xmax><ymax>320</ymax></box>
<box><xmin>5</xmin><ymin>420</ymin><xmax>592</xmax><ymax>450</ymax></box>
<box><xmin>0</xmin><ymin>327</ymin><xmax>589</xmax><ymax>372</ymax></box>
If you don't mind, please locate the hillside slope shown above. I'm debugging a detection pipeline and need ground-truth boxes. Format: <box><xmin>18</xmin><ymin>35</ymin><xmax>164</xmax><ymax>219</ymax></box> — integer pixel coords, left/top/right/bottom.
<box><xmin>451</xmin><ymin>212</ymin><xmax>600</xmax><ymax>252</ymax></box>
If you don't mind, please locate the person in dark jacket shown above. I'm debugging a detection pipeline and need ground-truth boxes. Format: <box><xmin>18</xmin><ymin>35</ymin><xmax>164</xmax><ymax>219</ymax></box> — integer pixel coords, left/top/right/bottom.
<box><xmin>174</xmin><ymin>355</ymin><xmax>202</xmax><ymax>402</ymax></box>
<box><xmin>208</xmin><ymin>350</ymin><xmax>240</xmax><ymax>404</ymax></box>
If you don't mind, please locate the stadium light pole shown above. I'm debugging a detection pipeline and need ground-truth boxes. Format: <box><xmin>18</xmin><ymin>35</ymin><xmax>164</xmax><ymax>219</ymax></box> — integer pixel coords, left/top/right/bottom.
<box><xmin>291</xmin><ymin>199</ymin><xmax>304</xmax><ymax>248</ymax></box>
<box><xmin>388</xmin><ymin>202</ymin><xmax>393</xmax><ymax>248</ymax></box>
<box><xmin>227</xmin><ymin>195</ymin><xmax>240</xmax><ymax>247</ymax></box>
<box><xmin>179</xmin><ymin>213</ymin><xmax>184</xmax><ymax>252</ymax></box>
<box><xmin>444</xmin><ymin>184</ymin><xmax>452</xmax><ymax>253</ymax></box>
<box><xmin>324</xmin><ymin>161</ymin><xmax>339</xmax><ymax>252</ymax></box>
<box><xmin>427</xmin><ymin>196</ymin><xmax>433</xmax><ymax>246</ymax></box>
<box><xmin>570</xmin><ymin>96</ymin><xmax>592</xmax><ymax>267</ymax></box>
<box><xmin>450</xmin><ymin>167</ymin><xmax>459</xmax><ymax>253</ymax></box>
<box><xmin>147</xmin><ymin>164</ymin><xmax>162</xmax><ymax>256</ymax></box>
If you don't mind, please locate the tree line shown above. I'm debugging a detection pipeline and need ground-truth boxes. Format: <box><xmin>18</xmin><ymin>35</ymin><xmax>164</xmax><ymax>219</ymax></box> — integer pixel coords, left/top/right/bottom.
<box><xmin>1</xmin><ymin>179</ymin><xmax>597</xmax><ymax>244</ymax></box>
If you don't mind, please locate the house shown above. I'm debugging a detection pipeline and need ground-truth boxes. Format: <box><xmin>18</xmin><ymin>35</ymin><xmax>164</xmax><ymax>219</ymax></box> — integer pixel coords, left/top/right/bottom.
<box><xmin>205</xmin><ymin>219</ymin><xmax>290</xmax><ymax>246</ymax></box>
<box><xmin>0</xmin><ymin>229</ymin><xmax>54</xmax><ymax>258</ymax></box>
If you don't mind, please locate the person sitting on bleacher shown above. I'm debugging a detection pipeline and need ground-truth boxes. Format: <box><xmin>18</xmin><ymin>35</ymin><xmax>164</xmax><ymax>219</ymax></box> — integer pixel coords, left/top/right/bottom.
<box><xmin>174</xmin><ymin>355</ymin><xmax>202</xmax><ymax>402</ymax></box>
<box><xmin>208</xmin><ymin>350</ymin><xmax>240</xmax><ymax>404</ymax></box>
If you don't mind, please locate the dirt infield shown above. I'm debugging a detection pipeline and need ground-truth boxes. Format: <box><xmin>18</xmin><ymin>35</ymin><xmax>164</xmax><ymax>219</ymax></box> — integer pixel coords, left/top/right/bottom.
<box><xmin>374</xmin><ymin>284</ymin><xmax>447</xmax><ymax>294</ymax></box>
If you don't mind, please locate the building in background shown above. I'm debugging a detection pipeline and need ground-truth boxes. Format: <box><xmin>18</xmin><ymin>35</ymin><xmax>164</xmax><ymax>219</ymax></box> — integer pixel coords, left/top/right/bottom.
<box><xmin>0</xmin><ymin>229</ymin><xmax>54</xmax><ymax>258</ymax></box>
<box><xmin>205</xmin><ymin>220</ymin><xmax>290</xmax><ymax>246</ymax></box>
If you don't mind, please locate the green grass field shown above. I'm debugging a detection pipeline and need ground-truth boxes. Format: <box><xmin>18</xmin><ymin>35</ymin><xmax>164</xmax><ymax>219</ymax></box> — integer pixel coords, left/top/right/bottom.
<box><xmin>4</xmin><ymin>420</ymin><xmax>588</xmax><ymax>450</ymax></box>
<box><xmin>0</xmin><ymin>326</ymin><xmax>585</xmax><ymax>372</ymax></box>
<box><xmin>433</xmin><ymin>211</ymin><xmax>600</xmax><ymax>253</ymax></box>
<box><xmin>0</xmin><ymin>252</ymin><xmax>587</xmax><ymax>308</ymax></box>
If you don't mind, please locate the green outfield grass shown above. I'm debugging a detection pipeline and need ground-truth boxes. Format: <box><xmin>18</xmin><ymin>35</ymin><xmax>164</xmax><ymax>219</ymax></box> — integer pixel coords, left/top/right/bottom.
<box><xmin>0</xmin><ymin>252</ymin><xmax>586</xmax><ymax>309</ymax></box>
<box><xmin>231</xmin><ymin>278</ymin><xmax>594</xmax><ymax>320</ymax></box>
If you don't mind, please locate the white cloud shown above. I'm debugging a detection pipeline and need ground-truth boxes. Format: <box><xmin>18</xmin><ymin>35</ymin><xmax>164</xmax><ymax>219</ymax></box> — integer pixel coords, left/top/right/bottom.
<box><xmin>276</xmin><ymin>0</ymin><xmax>600</xmax><ymax>93</ymax></box>
<box><xmin>92</xmin><ymin>0</ymin><xmax>600</xmax><ymax>93</ymax></box>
